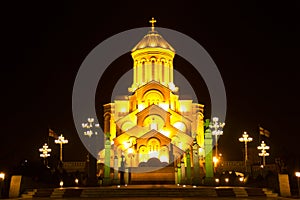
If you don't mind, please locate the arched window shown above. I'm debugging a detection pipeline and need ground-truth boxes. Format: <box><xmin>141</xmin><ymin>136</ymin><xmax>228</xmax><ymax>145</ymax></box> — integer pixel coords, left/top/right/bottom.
<box><xmin>143</xmin><ymin>115</ymin><xmax>165</xmax><ymax>131</ymax></box>
<box><xmin>143</xmin><ymin>90</ymin><xmax>164</xmax><ymax>105</ymax></box>
<box><xmin>159</xmin><ymin>146</ymin><xmax>169</xmax><ymax>163</ymax></box>
<box><xmin>147</xmin><ymin>138</ymin><xmax>160</xmax><ymax>158</ymax></box>
<box><xmin>138</xmin><ymin>145</ymin><xmax>149</xmax><ymax>163</ymax></box>
<box><xmin>173</xmin><ymin>121</ymin><xmax>187</xmax><ymax>132</ymax></box>
<box><xmin>121</xmin><ymin>121</ymin><xmax>135</xmax><ymax>132</ymax></box>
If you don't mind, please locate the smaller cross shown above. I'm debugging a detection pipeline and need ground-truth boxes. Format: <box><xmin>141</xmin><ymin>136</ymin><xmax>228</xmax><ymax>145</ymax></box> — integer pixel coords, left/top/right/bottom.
<box><xmin>149</xmin><ymin>17</ymin><xmax>157</xmax><ymax>31</ymax></box>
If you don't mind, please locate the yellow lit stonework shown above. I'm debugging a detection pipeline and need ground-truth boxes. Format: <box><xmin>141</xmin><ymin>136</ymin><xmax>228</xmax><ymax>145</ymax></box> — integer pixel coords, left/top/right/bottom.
<box><xmin>100</xmin><ymin>20</ymin><xmax>205</xmax><ymax>181</ymax></box>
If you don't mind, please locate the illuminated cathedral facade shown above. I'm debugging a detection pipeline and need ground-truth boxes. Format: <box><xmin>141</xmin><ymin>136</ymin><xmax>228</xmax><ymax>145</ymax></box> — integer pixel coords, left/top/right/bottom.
<box><xmin>99</xmin><ymin>19</ymin><xmax>206</xmax><ymax>184</ymax></box>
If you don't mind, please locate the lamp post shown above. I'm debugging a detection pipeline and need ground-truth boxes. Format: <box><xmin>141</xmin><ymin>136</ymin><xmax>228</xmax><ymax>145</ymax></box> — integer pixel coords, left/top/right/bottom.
<box><xmin>209</xmin><ymin>117</ymin><xmax>225</xmax><ymax>162</ymax></box>
<box><xmin>82</xmin><ymin>117</ymin><xmax>100</xmax><ymax>186</ymax></box>
<box><xmin>296</xmin><ymin>172</ymin><xmax>300</xmax><ymax>196</ymax></box>
<box><xmin>39</xmin><ymin>143</ymin><xmax>51</xmax><ymax>165</ymax></box>
<box><xmin>55</xmin><ymin>134</ymin><xmax>68</xmax><ymax>162</ymax></box>
<box><xmin>257</xmin><ymin>141</ymin><xmax>269</xmax><ymax>166</ymax></box>
<box><xmin>239</xmin><ymin>131</ymin><xmax>253</xmax><ymax>171</ymax></box>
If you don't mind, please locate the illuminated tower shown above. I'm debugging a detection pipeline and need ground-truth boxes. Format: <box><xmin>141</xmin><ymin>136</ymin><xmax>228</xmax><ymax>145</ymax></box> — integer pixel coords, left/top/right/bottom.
<box><xmin>100</xmin><ymin>18</ymin><xmax>205</xmax><ymax>184</ymax></box>
<box><xmin>129</xmin><ymin>18</ymin><xmax>177</xmax><ymax>93</ymax></box>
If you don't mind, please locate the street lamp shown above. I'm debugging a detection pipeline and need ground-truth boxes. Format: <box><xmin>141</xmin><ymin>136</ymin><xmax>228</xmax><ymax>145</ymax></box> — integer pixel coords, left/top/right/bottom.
<box><xmin>39</xmin><ymin>143</ymin><xmax>51</xmax><ymax>165</ymax></box>
<box><xmin>55</xmin><ymin>134</ymin><xmax>68</xmax><ymax>162</ymax></box>
<box><xmin>82</xmin><ymin>117</ymin><xmax>100</xmax><ymax>185</ymax></box>
<box><xmin>296</xmin><ymin>172</ymin><xmax>300</xmax><ymax>196</ymax></box>
<box><xmin>239</xmin><ymin>131</ymin><xmax>253</xmax><ymax>171</ymax></box>
<box><xmin>257</xmin><ymin>141</ymin><xmax>269</xmax><ymax>166</ymax></box>
<box><xmin>0</xmin><ymin>172</ymin><xmax>4</xmax><ymax>198</ymax></box>
<box><xmin>213</xmin><ymin>156</ymin><xmax>219</xmax><ymax>171</ymax></box>
<box><xmin>209</xmin><ymin>117</ymin><xmax>225</xmax><ymax>161</ymax></box>
<box><xmin>0</xmin><ymin>173</ymin><xmax>4</xmax><ymax>181</ymax></box>
<box><xmin>82</xmin><ymin>118</ymin><xmax>100</xmax><ymax>137</ymax></box>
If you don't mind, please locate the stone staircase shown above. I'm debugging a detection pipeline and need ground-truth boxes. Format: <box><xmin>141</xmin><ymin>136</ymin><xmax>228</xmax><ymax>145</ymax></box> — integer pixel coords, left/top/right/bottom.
<box><xmin>32</xmin><ymin>188</ymin><xmax>53</xmax><ymax>197</ymax></box>
<box><xmin>50</xmin><ymin>188</ymin><xmax>64</xmax><ymax>198</ymax></box>
<box><xmin>263</xmin><ymin>188</ymin><xmax>279</xmax><ymax>198</ymax></box>
<box><xmin>20</xmin><ymin>189</ymin><xmax>36</xmax><ymax>199</ymax></box>
<box><xmin>21</xmin><ymin>185</ymin><xmax>278</xmax><ymax>198</ymax></box>
<box><xmin>80</xmin><ymin>187</ymin><xmax>218</xmax><ymax>198</ymax></box>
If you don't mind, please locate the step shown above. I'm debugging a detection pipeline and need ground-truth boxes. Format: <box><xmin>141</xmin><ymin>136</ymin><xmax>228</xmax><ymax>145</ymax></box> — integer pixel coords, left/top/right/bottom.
<box><xmin>262</xmin><ymin>188</ymin><xmax>278</xmax><ymax>197</ymax></box>
<box><xmin>245</xmin><ymin>188</ymin><xmax>266</xmax><ymax>196</ymax></box>
<box><xmin>50</xmin><ymin>189</ymin><xmax>64</xmax><ymax>198</ymax></box>
<box><xmin>233</xmin><ymin>187</ymin><xmax>248</xmax><ymax>197</ymax></box>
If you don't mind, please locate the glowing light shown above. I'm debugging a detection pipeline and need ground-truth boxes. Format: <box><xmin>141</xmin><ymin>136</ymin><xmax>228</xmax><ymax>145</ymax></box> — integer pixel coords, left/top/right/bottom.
<box><xmin>127</xmin><ymin>148</ymin><xmax>134</xmax><ymax>154</ymax></box>
<box><xmin>159</xmin><ymin>155</ymin><xmax>169</xmax><ymax>163</ymax></box>
<box><xmin>123</xmin><ymin>141</ymin><xmax>131</xmax><ymax>149</ymax></box>
<box><xmin>180</xmin><ymin>105</ymin><xmax>187</xmax><ymax>112</ymax></box>
<box><xmin>149</xmin><ymin>151</ymin><xmax>159</xmax><ymax>158</ymax></box>
<box><xmin>215</xmin><ymin>178</ymin><xmax>219</xmax><ymax>183</ymax></box>
<box><xmin>0</xmin><ymin>172</ymin><xmax>5</xmax><ymax>180</ymax></box>
<box><xmin>209</xmin><ymin>117</ymin><xmax>225</xmax><ymax>159</ymax></box>
<box><xmin>239</xmin><ymin>177</ymin><xmax>244</xmax><ymax>182</ymax></box>
<box><xmin>198</xmin><ymin>147</ymin><xmax>204</xmax><ymax>155</ymax></box>
<box><xmin>150</xmin><ymin>123</ymin><xmax>158</xmax><ymax>130</ymax></box>
<box><xmin>213</xmin><ymin>156</ymin><xmax>219</xmax><ymax>164</ymax></box>
<box><xmin>82</xmin><ymin>117</ymin><xmax>100</xmax><ymax>137</ymax></box>
<box><xmin>225</xmin><ymin>178</ymin><xmax>229</xmax><ymax>183</ymax></box>
<box><xmin>160</xmin><ymin>130</ymin><xmax>170</xmax><ymax>137</ymax></box>
<box><xmin>295</xmin><ymin>172</ymin><xmax>300</xmax><ymax>177</ymax></box>
<box><xmin>60</xmin><ymin>180</ymin><xmax>64</xmax><ymax>187</ymax></box>
<box><xmin>159</xmin><ymin>103</ymin><xmax>169</xmax><ymax>111</ymax></box>
<box><xmin>39</xmin><ymin>143</ymin><xmax>51</xmax><ymax>158</ymax></box>
<box><xmin>257</xmin><ymin>141</ymin><xmax>270</xmax><ymax>166</ymax></box>
<box><xmin>138</xmin><ymin>104</ymin><xmax>145</xmax><ymax>111</ymax></box>
<box><xmin>75</xmin><ymin>178</ymin><xmax>79</xmax><ymax>185</ymax></box>
<box><xmin>55</xmin><ymin>134</ymin><xmax>68</xmax><ymax>162</ymax></box>
<box><xmin>173</xmin><ymin>122</ymin><xmax>186</xmax><ymax>132</ymax></box>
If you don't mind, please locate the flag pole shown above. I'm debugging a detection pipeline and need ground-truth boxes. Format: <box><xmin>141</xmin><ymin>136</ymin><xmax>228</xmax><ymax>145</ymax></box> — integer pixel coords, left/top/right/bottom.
<box><xmin>258</xmin><ymin>124</ymin><xmax>261</xmax><ymax>143</ymax></box>
<box><xmin>47</xmin><ymin>126</ymin><xmax>50</xmax><ymax>145</ymax></box>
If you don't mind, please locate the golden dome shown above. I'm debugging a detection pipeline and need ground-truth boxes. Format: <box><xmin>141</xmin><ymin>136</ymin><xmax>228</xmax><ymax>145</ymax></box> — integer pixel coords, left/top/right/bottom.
<box><xmin>131</xmin><ymin>30</ymin><xmax>175</xmax><ymax>52</ymax></box>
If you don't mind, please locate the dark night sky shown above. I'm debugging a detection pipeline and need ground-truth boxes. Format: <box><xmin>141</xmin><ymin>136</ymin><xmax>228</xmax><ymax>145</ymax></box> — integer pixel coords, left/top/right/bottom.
<box><xmin>2</xmin><ymin>1</ymin><xmax>300</xmax><ymax>171</ymax></box>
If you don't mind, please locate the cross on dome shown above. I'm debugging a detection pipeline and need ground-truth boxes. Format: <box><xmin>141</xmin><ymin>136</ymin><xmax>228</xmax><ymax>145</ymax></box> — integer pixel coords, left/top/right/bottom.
<box><xmin>149</xmin><ymin>17</ymin><xmax>157</xmax><ymax>31</ymax></box>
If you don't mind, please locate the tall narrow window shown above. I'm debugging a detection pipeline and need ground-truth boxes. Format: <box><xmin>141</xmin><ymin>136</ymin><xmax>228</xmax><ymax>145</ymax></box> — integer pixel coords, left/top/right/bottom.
<box><xmin>152</xmin><ymin>60</ymin><xmax>155</xmax><ymax>81</ymax></box>
<box><xmin>136</xmin><ymin>64</ymin><xmax>138</xmax><ymax>83</ymax></box>
<box><xmin>142</xmin><ymin>61</ymin><xmax>145</xmax><ymax>82</ymax></box>
<box><xmin>169</xmin><ymin>64</ymin><xmax>172</xmax><ymax>83</ymax></box>
<box><xmin>162</xmin><ymin>61</ymin><xmax>164</xmax><ymax>82</ymax></box>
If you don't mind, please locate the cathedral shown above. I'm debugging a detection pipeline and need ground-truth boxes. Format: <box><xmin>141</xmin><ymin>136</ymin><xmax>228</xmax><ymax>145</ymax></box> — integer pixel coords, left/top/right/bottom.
<box><xmin>99</xmin><ymin>19</ymin><xmax>206</xmax><ymax>184</ymax></box>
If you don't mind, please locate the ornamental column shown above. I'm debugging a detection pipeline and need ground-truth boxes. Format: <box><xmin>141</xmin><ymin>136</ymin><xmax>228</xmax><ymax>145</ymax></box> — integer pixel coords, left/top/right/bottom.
<box><xmin>186</xmin><ymin>150</ymin><xmax>192</xmax><ymax>185</ymax></box>
<box><xmin>103</xmin><ymin>133</ymin><xmax>111</xmax><ymax>186</ymax></box>
<box><xmin>204</xmin><ymin>128</ymin><xmax>214</xmax><ymax>185</ymax></box>
<box><xmin>192</xmin><ymin>139</ymin><xmax>201</xmax><ymax>185</ymax></box>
